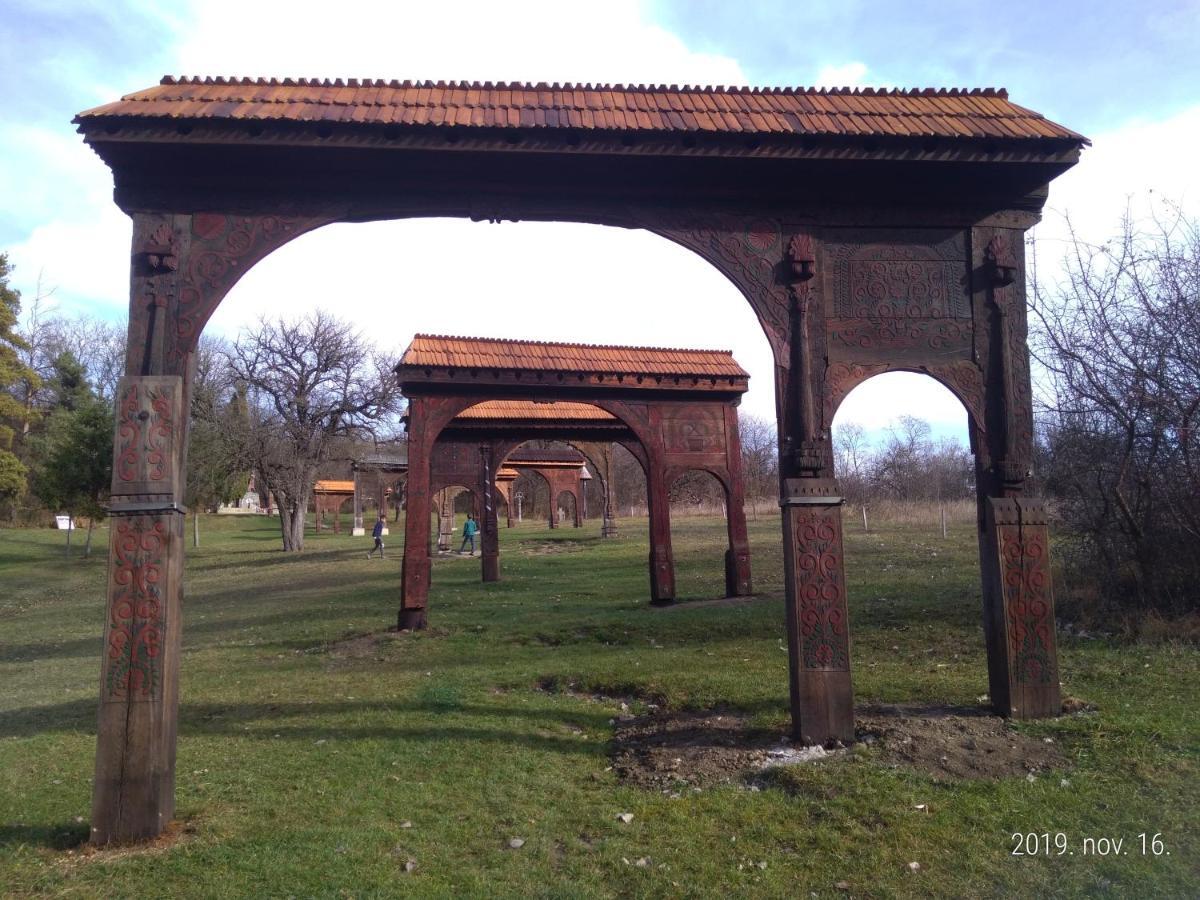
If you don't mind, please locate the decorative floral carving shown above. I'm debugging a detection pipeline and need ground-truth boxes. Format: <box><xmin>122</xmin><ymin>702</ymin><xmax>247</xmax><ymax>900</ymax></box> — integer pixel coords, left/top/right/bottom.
<box><xmin>827</xmin><ymin>317</ymin><xmax>972</xmax><ymax>352</ymax></box>
<box><xmin>824</xmin><ymin>229</ymin><xmax>969</xmax><ymax>319</ymax></box>
<box><xmin>169</xmin><ymin>213</ymin><xmax>331</xmax><ymax>363</ymax></box>
<box><xmin>651</xmin><ymin>215</ymin><xmax>791</xmax><ymax>357</ymax></box>
<box><xmin>787</xmin><ymin>234</ymin><xmax>815</xmax><ymax>282</ymax></box>
<box><xmin>985</xmin><ymin>234</ymin><xmax>1017</xmax><ymax>286</ymax></box>
<box><xmin>824</xmin><ymin>361</ymin><xmax>986</xmax><ymax>437</ymax></box>
<box><xmin>999</xmin><ymin>524</ymin><xmax>1056</xmax><ymax>685</ymax></box>
<box><xmin>792</xmin><ymin>509</ymin><xmax>850</xmax><ymax>670</ymax></box>
<box><xmin>104</xmin><ymin>516</ymin><xmax>168</xmax><ymax>699</ymax></box>
<box><xmin>114</xmin><ymin>379</ymin><xmax>177</xmax><ymax>489</ymax></box>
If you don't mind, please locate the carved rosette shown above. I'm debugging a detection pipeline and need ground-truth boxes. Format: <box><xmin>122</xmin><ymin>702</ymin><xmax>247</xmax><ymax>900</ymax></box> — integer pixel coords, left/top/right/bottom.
<box><xmin>792</xmin><ymin>509</ymin><xmax>850</xmax><ymax>670</ymax></box>
<box><xmin>999</xmin><ymin>524</ymin><xmax>1056</xmax><ymax>686</ymax></box>
<box><xmin>103</xmin><ymin>516</ymin><xmax>169</xmax><ymax>700</ymax></box>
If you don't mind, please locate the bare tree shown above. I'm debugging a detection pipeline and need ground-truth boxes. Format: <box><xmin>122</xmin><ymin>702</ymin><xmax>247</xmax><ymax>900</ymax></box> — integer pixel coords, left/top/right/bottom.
<box><xmin>228</xmin><ymin>312</ymin><xmax>401</xmax><ymax>551</ymax></box>
<box><xmin>833</xmin><ymin>421</ymin><xmax>871</xmax><ymax>509</ymax></box>
<box><xmin>1032</xmin><ymin>203</ymin><xmax>1199</xmax><ymax>615</ymax></box>
<box><xmin>738</xmin><ymin>412</ymin><xmax>777</xmax><ymax>519</ymax></box>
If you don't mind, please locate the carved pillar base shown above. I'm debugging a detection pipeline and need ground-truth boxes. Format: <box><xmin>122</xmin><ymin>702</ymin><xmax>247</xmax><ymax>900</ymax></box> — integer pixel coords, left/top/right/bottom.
<box><xmin>437</xmin><ymin>509</ymin><xmax>453</xmax><ymax>552</ymax></box>
<box><xmin>782</xmin><ymin>479</ymin><xmax>854</xmax><ymax>745</ymax></box>
<box><xmin>724</xmin><ymin>545</ymin><xmax>752</xmax><ymax>597</ymax></box>
<box><xmin>649</xmin><ymin>546</ymin><xmax>676</xmax><ymax>604</ymax></box>
<box><xmin>481</xmin><ymin>494</ymin><xmax>500</xmax><ymax>582</ymax></box>
<box><xmin>397</xmin><ymin>606</ymin><xmax>428</xmax><ymax>631</ymax></box>
<box><xmin>92</xmin><ymin>510</ymin><xmax>185</xmax><ymax>844</ymax></box>
<box><xmin>982</xmin><ymin>497</ymin><xmax>1061</xmax><ymax>718</ymax></box>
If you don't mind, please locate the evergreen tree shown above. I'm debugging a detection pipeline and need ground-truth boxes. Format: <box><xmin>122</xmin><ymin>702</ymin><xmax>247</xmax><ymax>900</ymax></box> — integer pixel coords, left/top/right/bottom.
<box><xmin>45</xmin><ymin>350</ymin><xmax>91</xmax><ymax>412</ymax></box>
<box><xmin>0</xmin><ymin>253</ymin><xmax>38</xmax><ymax>501</ymax></box>
<box><xmin>30</xmin><ymin>395</ymin><xmax>114</xmax><ymax>556</ymax></box>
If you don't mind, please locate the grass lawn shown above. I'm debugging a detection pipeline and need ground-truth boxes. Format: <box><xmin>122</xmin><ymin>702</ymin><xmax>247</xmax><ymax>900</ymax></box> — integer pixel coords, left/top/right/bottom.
<box><xmin>1</xmin><ymin>511</ymin><xmax>1196</xmax><ymax>897</ymax></box>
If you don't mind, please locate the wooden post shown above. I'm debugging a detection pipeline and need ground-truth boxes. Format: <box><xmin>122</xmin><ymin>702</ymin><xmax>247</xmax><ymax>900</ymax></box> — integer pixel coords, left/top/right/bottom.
<box><xmin>480</xmin><ymin>445</ymin><xmax>500</xmax><ymax>581</ymax></box>
<box><xmin>399</xmin><ymin>399</ymin><xmax>432</xmax><ymax>630</ymax></box>
<box><xmin>723</xmin><ymin>405</ymin><xmax>753</xmax><ymax>597</ymax></box>
<box><xmin>781</xmin><ymin>478</ymin><xmax>855</xmax><ymax>745</ymax></box>
<box><xmin>981</xmin><ymin>497</ymin><xmax>1061</xmax><ymax>718</ymax></box>
<box><xmin>646</xmin><ymin>455</ymin><xmax>676</xmax><ymax>603</ymax></box>
<box><xmin>92</xmin><ymin>375</ymin><xmax>187</xmax><ymax>845</ymax></box>
<box><xmin>352</xmin><ymin>467</ymin><xmax>364</xmax><ymax>536</ymax></box>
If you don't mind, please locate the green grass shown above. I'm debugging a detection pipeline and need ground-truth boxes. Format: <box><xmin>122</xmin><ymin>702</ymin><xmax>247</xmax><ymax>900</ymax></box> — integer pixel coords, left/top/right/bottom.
<box><xmin>0</xmin><ymin>512</ymin><xmax>1196</xmax><ymax>898</ymax></box>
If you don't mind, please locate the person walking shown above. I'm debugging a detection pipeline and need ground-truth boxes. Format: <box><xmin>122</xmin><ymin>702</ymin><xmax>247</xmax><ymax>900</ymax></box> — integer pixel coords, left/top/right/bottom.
<box><xmin>367</xmin><ymin>514</ymin><xmax>386</xmax><ymax>558</ymax></box>
<box><xmin>459</xmin><ymin>514</ymin><xmax>479</xmax><ymax>555</ymax></box>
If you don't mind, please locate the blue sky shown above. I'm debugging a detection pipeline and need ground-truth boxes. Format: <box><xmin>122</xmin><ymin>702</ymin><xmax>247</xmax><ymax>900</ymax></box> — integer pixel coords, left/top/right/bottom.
<box><xmin>2</xmin><ymin>0</ymin><xmax>1197</xmax><ymax>436</ymax></box>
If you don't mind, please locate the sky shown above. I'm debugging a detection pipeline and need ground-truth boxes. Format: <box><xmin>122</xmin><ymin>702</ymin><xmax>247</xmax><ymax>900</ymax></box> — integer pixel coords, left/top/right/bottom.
<box><xmin>2</xmin><ymin>0</ymin><xmax>1198</xmax><ymax>444</ymax></box>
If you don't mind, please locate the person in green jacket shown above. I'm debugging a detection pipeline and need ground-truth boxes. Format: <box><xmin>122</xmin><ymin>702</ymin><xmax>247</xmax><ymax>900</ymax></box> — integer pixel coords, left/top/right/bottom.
<box><xmin>459</xmin><ymin>514</ymin><xmax>479</xmax><ymax>555</ymax></box>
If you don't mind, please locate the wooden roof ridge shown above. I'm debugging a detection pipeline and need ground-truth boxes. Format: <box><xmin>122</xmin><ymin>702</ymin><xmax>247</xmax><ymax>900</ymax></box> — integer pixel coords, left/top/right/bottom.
<box><xmin>155</xmin><ymin>75</ymin><xmax>1012</xmax><ymax>99</ymax></box>
<box><xmin>409</xmin><ymin>333</ymin><xmax>738</xmax><ymax>359</ymax></box>
<box><xmin>78</xmin><ymin>78</ymin><xmax>1087</xmax><ymax>146</ymax></box>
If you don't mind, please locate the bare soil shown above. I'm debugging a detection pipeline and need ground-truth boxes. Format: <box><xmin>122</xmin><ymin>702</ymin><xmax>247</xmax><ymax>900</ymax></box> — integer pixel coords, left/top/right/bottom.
<box><xmin>611</xmin><ymin>702</ymin><xmax>1067</xmax><ymax>790</ymax></box>
<box><xmin>855</xmin><ymin>703</ymin><xmax>1067</xmax><ymax>781</ymax></box>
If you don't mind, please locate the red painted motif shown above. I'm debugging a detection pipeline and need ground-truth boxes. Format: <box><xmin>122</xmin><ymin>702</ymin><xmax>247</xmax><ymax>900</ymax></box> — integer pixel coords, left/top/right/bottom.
<box><xmin>115</xmin><ymin>381</ymin><xmax>175</xmax><ymax>485</ymax></box>
<box><xmin>105</xmin><ymin>517</ymin><xmax>168</xmax><ymax>699</ymax></box>
<box><xmin>999</xmin><ymin>524</ymin><xmax>1055</xmax><ymax>685</ymax></box>
<box><xmin>793</xmin><ymin>510</ymin><xmax>850</xmax><ymax>670</ymax></box>
<box><xmin>172</xmin><ymin>214</ymin><xmax>329</xmax><ymax>362</ymax></box>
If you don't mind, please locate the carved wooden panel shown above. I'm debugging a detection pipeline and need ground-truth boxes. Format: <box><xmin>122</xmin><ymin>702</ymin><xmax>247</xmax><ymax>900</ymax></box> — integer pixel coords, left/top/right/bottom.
<box><xmin>661</xmin><ymin>406</ymin><xmax>726</xmax><ymax>453</ymax></box>
<box><xmin>102</xmin><ymin>515</ymin><xmax>172</xmax><ymax>700</ymax></box>
<box><xmin>111</xmin><ymin>376</ymin><xmax>184</xmax><ymax>498</ymax></box>
<box><xmin>790</xmin><ymin>507</ymin><xmax>850</xmax><ymax>670</ymax></box>
<box><xmin>822</xmin><ymin>229</ymin><xmax>972</xmax><ymax>363</ymax></box>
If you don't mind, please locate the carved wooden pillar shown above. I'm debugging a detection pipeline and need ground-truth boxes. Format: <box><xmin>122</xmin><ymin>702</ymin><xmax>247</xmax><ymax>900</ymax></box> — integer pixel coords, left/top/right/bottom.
<box><xmin>975</xmin><ymin>229</ymin><xmax>1061</xmax><ymax>718</ymax></box>
<box><xmin>93</xmin><ymin>375</ymin><xmax>188</xmax><ymax>845</ymax></box>
<box><xmin>644</xmin><ymin>432</ymin><xmax>676</xmax><ymax>604</ymax></box>
<box><xmin>436</xmin><ymin>490</ymin><xmax>454</xmax><ymax>552</ymax></box>
<box><xmin>92</xmin><ymin>213</ymin><xmax>196</xmax><ymax>845</ymax></box>
<box><xmin>400</xmin><ymin>397</ymin><xmax>433</xmax><ymax>630</ymax></box>
<box><xmin>780</xmin><ymin>233</ymin><xmax>854</xmax><ymax>744</ymax></box>
<box><xmin>723</xmin><ymin>406</ymin><xmax>753</xmax><ymax>597</ymax></box>
<box><xmin>480</xmin><ymin>443</ymin><xmax>500</xmax><ymax>582</ymax></box>
<box><xmin>91</xmin><ymin>210</ymin><xmax>325</xmax><ymax>845</ymax></box>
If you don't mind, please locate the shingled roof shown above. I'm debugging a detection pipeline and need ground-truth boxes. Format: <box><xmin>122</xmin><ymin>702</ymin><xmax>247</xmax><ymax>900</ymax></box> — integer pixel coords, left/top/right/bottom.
<box><xmin>455</xmin><ymin>400</ymin><xmax>616</xmax><ymax>421</ymax></box>
<box><xmin>400</xmin><ymin>335</ymin><xmax>748</xmax><ymax>380</ymax></box>
<box><xmin>506</xmin><ymin>448</ymin><xmax>587</xmax><ymax>465</ymax></box>
<box><xmin>75</xmin><ymin>77</ymin><xmax>1086</xmax><ymax>144</ymax></box>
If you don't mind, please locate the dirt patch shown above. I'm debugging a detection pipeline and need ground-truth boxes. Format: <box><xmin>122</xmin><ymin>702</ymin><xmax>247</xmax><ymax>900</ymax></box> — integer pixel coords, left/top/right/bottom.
<box><xmin>611</xmin><ymin>703</ymin><xmax>1068</xmax><ymax>790</ymax></box>
<box><xmin>55</xmin><ymin>820</ymin><xmax>196</xmax><ymax>868</ymax></box>
<box><xmin>856</xmin><ymin>703</ymin><xmax>1067</xmax><ymax>780</ymax></box>
<box><xmin>612</xmin><ymin>709</ymin><xmax>790</xmax><ymax>790</ymax></box>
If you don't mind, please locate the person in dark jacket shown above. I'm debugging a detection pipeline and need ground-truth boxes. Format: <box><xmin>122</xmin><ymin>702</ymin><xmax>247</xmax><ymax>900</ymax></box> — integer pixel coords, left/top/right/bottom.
<box><xmin>367</xmin><ymin>514</ymin><xmax>386</xmax><ymax>558</ymax></box>
<box><xmin>460</xmin><ymin>514</ymin><xmax>479</xmax><ymax>555</ymax></box>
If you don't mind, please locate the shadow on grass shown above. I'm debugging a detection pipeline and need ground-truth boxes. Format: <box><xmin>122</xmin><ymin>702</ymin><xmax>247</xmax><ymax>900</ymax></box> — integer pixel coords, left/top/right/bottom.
<box><xmin>0</xmin><ymin>822</ymin><xmax>89</xmax><ymax>851</ymax></box>
<box><xmin>0</xmin><ymin>696</ymin><xmax>619</xmax><ymax>744</ymax></box>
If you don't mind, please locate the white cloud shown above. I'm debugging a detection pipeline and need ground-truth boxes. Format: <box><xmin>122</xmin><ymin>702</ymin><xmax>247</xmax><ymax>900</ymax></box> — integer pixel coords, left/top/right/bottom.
<box><xmin>173</xmin><ymin>0</ymin><xmax>747</xmax><ymax>87</ymax></box>
<box><xmin>1035</xmin><ymin>104</ymin><xmax>1200</xmax><ymax>259</ymax></box>
<box><xmin>814</xmin><ymin>61</ymin><xmax>869</xmax><ymax>88</ymax></box>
